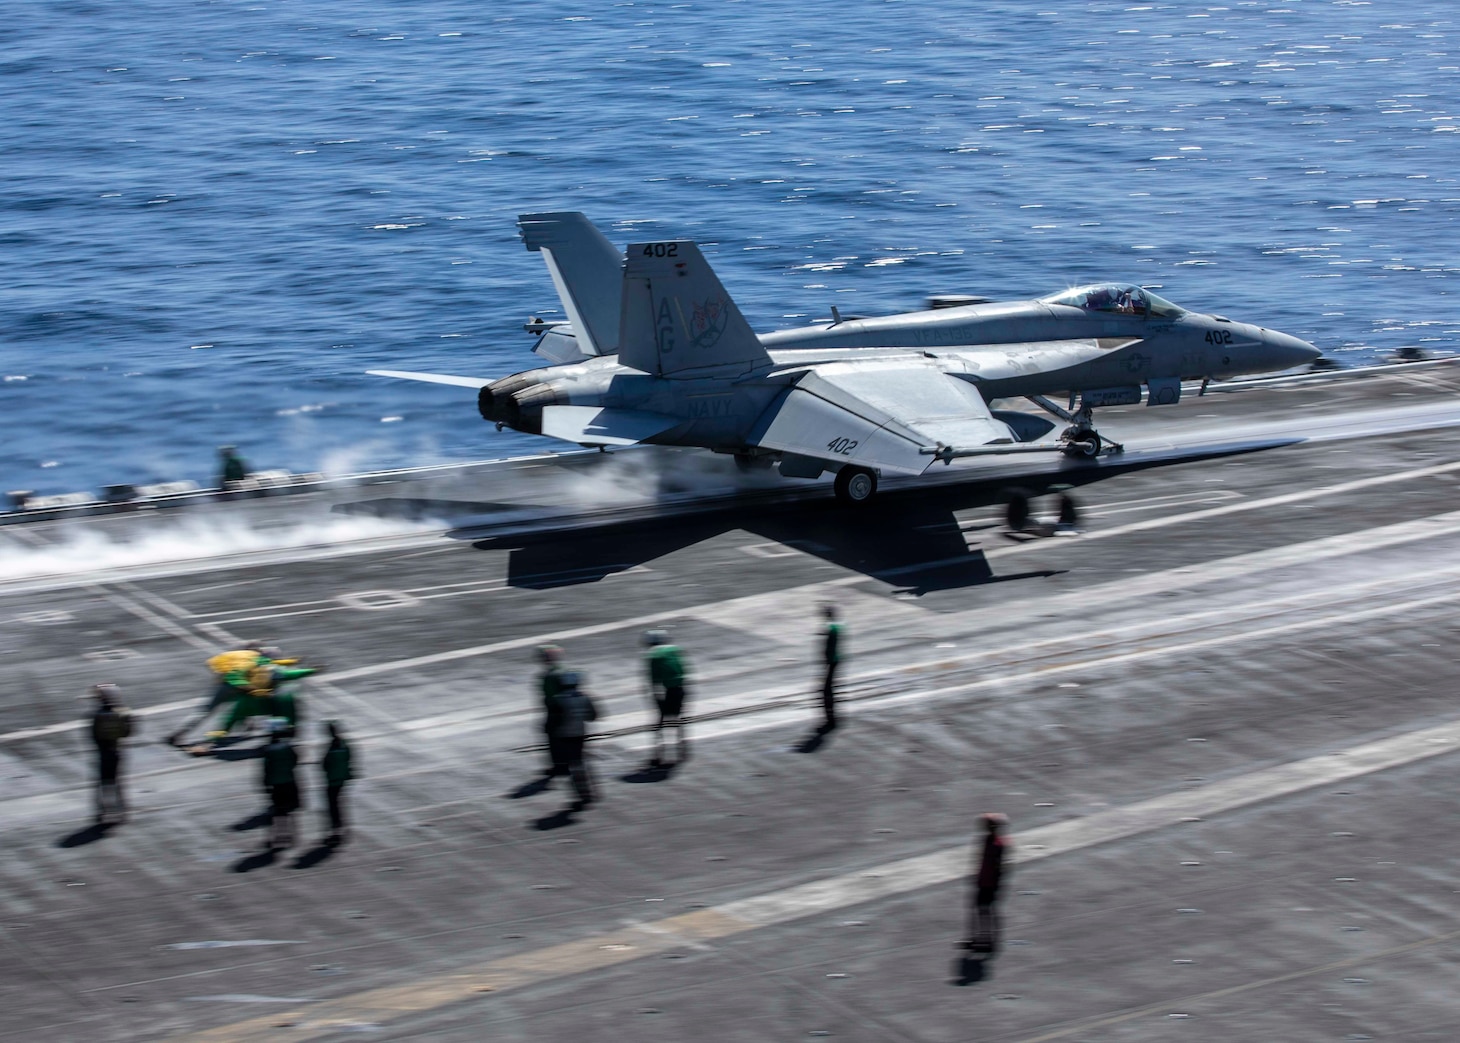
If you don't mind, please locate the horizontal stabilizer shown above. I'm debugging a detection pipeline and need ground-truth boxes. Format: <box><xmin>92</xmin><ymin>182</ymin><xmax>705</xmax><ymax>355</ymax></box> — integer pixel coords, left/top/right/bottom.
<box><xmin>368</xmin><ymin>369</ymin><xmax>491</xmax><ymax>389</ymax></box>
<box><xmin>748</xmin><ymin>363</ymin><xmax>1015</xmax><ymax>475</ymax></box>
<box><xmin>540</xmin><ymin>405</ymin><xmax>680</xmax><ymax>447</ymax></box>
<box><xmin>533</xmin><ymin>328</ymin><xmax>596</xmax><ymax>366</ymax></box>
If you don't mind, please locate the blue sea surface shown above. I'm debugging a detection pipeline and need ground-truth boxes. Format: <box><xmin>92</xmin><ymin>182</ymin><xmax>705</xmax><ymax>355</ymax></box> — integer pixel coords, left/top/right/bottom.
<box><xmin>3</xmin><ymin>0</ymin><xmax>1457</xmax><ymax>496</ymax></box>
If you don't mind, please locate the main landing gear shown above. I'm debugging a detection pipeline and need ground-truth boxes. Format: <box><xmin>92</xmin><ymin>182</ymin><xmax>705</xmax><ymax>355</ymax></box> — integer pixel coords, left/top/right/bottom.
<box><xmin>834</xmin><ymin>465</ymin><xmax>878</xmax><ymax>504</ymax></box>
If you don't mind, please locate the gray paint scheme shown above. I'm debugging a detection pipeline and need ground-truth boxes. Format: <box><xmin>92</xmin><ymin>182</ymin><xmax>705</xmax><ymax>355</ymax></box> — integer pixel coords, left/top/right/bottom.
<box><xmin>518</xmin><ymin>212</ymin><xmax>622</xmax><ymax>360</ymax></box>
<box><xmin>370</xmin><ymin>212</ymin><xmax>1320</xmax><ymax>491</ymax></box>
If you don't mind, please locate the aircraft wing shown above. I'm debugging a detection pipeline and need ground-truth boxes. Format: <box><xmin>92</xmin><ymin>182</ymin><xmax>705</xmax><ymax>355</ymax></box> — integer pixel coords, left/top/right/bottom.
<box><xmin>368</xmin><ymin>369</ymin><xmax>492</xmax><ymax>390</ymax></box>
<box><xmin>747</xmin><ymin>362</ymin><xmax>1018</xmax><ymax>476</ymax></box>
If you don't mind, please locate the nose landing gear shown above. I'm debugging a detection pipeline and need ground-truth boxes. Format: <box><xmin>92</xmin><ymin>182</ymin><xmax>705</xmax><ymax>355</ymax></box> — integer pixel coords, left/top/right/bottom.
<box><xmin>1062</xmin><ymin>424</ymin><xmax>1103</xmax><ymax>458</ymax></box>
<box><xmin>1060</xmin><ymin>403</ymin><xmax>1108</xmax><ymax>458</ymax></box>
<box><xmin>1027</xmin><ymin>396</ymin><xmax>1125</xmax><ymax>459</ymax></box>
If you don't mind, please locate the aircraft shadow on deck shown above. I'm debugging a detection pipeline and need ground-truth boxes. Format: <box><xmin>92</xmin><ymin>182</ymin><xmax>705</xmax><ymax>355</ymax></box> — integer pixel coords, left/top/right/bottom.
<box><xmin>337</xmin><ymin>440</ymin><xmax>1294</xmax><ymax>594</ymax></box>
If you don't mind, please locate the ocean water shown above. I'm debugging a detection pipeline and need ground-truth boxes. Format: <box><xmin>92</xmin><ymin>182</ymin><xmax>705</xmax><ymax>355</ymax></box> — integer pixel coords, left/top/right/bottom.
<box><xmin>3</xmin><ymin>0</ymin><xmax>1457</xmax><ymax>497</ymax></box>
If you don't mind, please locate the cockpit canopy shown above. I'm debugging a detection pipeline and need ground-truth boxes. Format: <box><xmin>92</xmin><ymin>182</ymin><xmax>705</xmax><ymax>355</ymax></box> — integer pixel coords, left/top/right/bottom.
<box><xmin>1041</xmin><ymin>284</ymin><xmax>1186</xmax><ymax>319</ymax></box>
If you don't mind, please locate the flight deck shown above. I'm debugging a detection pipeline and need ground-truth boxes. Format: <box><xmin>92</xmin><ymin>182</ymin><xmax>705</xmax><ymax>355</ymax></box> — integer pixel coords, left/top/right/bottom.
<box><xmin>3</xmin><ymin>362</ymin><xmax>1460</xmax><ymax>1042</ymax></box>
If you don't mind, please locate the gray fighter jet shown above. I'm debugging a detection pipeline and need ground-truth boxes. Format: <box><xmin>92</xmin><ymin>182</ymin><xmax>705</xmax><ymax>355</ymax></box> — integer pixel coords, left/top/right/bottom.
<box><xmin>373</xmin><ymin>212</ymin><xmax>1320</xmax><ymax>503</ymax></box>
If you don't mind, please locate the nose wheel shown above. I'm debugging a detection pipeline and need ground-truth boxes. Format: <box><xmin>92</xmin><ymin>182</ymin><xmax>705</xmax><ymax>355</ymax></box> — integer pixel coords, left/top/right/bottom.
<box><xmin>1026</xmin><ymin>397</ymin><xmax>1124</xmax><ymax>459</ymax></box>
<box><xmin>1062</xmin><ymin>430</ymin><xmax>1102</xmax><ymax>458</ymax></box>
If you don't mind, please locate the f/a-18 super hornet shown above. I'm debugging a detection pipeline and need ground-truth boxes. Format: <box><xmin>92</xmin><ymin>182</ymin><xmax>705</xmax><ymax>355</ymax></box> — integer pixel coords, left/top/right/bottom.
<box><xmin>372</xmin><ymin>212</ymin><xmax>1319</xmax><ymax>503</ymax></box>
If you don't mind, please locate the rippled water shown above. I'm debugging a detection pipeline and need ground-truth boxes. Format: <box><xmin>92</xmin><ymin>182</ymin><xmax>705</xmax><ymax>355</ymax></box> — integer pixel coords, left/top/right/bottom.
<box><xmin>4</xmin><ymin>0</ymin><xmax>1457</xmax><ymax>495</ymax></box>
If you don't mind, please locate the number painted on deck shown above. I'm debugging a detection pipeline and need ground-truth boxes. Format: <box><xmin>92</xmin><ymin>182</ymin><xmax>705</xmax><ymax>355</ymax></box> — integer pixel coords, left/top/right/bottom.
<box><xmin>642</xmin><ymin>243</ymin><xmax>680</xmax><ymax>257</ymax></box>
<box><xmin>827</xmin><ymin>437</ymin><xmax>859</xmax><ymax>455</ymax></box>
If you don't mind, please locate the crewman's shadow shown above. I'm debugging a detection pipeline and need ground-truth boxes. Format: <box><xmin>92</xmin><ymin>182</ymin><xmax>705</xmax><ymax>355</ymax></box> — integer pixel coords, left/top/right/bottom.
<box><xmin>951</xmin><ymin>954</ymin><xmax>991</xmax><ymax>986</ymax></box>
<box><xmin>291</xmin><ymin>844</ymin><xmax>337</xmax><ymax>870</ymax></box>
<box><xmin>531</xmin><ymin>808</ymin><xmax>578</xmax><ymax>831</ymax></box>
<box><xmin>620</xmin><ymin>764</ymin><xmax>675</xmax><ymax>784</ymax></box>
<box><xmin>229</xmin><ymin>810</ymin><xmax>271</xmax><ymax>832</ymax></box>
<box><xmin>795</xmin><ymin>729</ymin><xmax>833</xmax><ymax>754</ymax></box>
<box><xmin>231</xmin><ymin>848</ymin><xmax>277</xmax><ymax>873</ymax></box>
<box><xmin>507</xmin><ymin>775</ymin><xmax>554</xmax><ymax>800</ymax></box>
<box><xmin>57</xmin><ymin>823</ymin><xmax>110</xmax><ymax>848</ymax></box>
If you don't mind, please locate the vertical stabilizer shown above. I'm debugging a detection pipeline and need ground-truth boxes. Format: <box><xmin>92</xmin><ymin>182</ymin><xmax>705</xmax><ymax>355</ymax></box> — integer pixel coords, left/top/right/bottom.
<box><xmin>518</xmin><ymin>212</ymin><xmax>622</xmax><ymax>356</ymax></box>
<box><xmin>619</xmin><ymin>241</ymin><xmax>770</xmax><ymax>378</ymax></box>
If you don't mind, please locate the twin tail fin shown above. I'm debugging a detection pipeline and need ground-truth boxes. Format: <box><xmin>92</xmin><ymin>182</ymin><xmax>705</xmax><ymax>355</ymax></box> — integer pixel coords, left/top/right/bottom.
<box><xmin>518</xmin><ymin>212</ymin><xmax>623</xmax><ymax>357</ymax></box>
<box><xmin>619</xmin><ymin>240</ymin><xmax>770</xmax><ymax>378</ymax></box>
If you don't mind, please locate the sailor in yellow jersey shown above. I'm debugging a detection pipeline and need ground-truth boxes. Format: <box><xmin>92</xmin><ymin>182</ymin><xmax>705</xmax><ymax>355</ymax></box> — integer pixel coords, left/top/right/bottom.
<box><xmin>216</xmin><ymin>651</ymin><xmax>317</xmax><ymax>737</ymax></box>
<box><xmin>167</xmin><ymin>643</ymin><xmax>265</xmax><ymax>748</ymax></box>
<box><xmin>170</xmin><ymin>645</ymin><xmax>318</xmax><ymax>751</ymax></box>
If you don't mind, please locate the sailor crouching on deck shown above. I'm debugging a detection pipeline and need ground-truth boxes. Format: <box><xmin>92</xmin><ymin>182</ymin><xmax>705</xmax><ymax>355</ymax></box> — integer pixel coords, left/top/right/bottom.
<box><xmin>218</xmin><ymin>652</ymin><xmax>319</xmax><ymax>743</ymax></box>
<box><xmin>168</xmin><ymin>642</ymin><xmax>264</xmax><ymax>749</ymax></box>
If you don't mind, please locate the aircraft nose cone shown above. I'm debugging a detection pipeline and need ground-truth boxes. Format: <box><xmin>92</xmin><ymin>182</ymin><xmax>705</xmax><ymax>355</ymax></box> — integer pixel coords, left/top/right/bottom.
<box><xmin>1267</xmin><ymin>330</ymin><xmax>1322</xmax><ymax>369</ymax></box>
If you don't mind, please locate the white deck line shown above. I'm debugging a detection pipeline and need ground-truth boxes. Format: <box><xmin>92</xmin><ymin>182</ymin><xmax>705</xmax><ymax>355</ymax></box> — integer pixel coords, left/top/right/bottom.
<box><xmin>171</xmin><ymin>714</ymin><xmax>1460</xmax><ymax>1042</ymax></box>
<box><xmin>9</xmin><ymin>497</ymin><xmax>1460</xmax><ymax>748</ymax></box>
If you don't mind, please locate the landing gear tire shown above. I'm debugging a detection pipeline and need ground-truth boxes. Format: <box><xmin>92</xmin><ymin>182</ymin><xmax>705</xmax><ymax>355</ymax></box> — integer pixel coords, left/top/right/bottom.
<box><xmin>834</xmin><ymin>466</ymin><xmax>878</xmax><ymax>504</ymax></box>
<box><xmin>1063</xmin><ymin>432</ymin><xmax>1101</xmax><ymax>458</ymax></box>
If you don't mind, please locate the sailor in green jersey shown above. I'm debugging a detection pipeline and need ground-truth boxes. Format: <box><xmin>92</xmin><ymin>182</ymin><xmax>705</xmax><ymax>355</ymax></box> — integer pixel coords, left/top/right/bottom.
<box><xmin>549</xmin><ymin>672</ymin><xmax>600</xmax><ymax>811</ymax></box>
<box><xmin>820</xmin><ymin>604</ymin><xmax>844</xmax><ymax>733</ymax></box>
<box><xmin>261</xmin><ymin>718</ymin><xmax>302</xmax><ymax>850</ymax></box>
<box><xmin>218</xmin><ymin>445</ymin><xmax>247</xmax><ymax>488</ymax></box>
<box><xmin>320</xmin><ymin>720</ymin><xmax>355</xmax><ymax>845</ymax></box>
<box><xmin>538</xmin><ymin>645</ymin><xmax>569</xmax><ymax>779</ymax></box>
<box><xmin>90</xmin><ymin>683</ymin><xmax>134</xmax><ymax>827</ymax></box>
<box><xmin>644</xmin><ymin>630</ymin><xmax>690</xmax><ymax>768</ymax></box>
